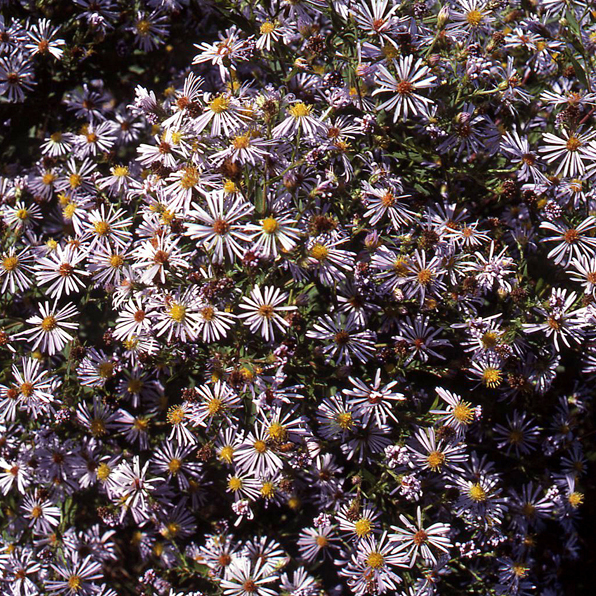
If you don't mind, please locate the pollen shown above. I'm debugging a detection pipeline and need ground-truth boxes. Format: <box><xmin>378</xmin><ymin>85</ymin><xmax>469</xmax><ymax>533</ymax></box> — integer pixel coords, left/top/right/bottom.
<box><xmin>2</xmin><ymin>256</ymin><xmax>18</xmax><ymax>271</ymax></box>
<box><xmin>90</xmin><ymin>418</ymin><xmax>106</xmax><ymax>436</ymax></box>
<box><xmin>97</xmin><ymin>463</ymin><xmax>111</xmax><ymax>481</ymax></box>
<box><xmin>219</xmin><ymin>445</ymin><xmax>234</xmax><ymax>463</ymax></box>
<box><xmin>336</xmin><ymin>411</ymin><xmax>353</xmax><ymax>429</ymax></box>
<box><xmin>169</xmin><ymin>303</ymin><xmax>187</xmax><ymax>322</ymax></box>
<box><xmin>468</xmin><ymin>483</ymin><xmax>487</xmax><ymax>502</ymax></box>
<box><xmin>268</xmin><ymin>422</ymin><xmax>287</xmax><ymax>442</ymax></box>
<box><xmin>209</xmin><ymin>95</ymin><xmax>230</xmax><ymax>114</ymax></box>
<box><xmin>260</xmin><ymin>21</ymin><xmax>276</xmax><ymax>35</ymax></box>
<box><xmin>354</xmin><ymin>518</ymin><xmax>372</xmax><ymax>537</ymax></box>
<box><xmin>482</xmin><ymin>367</ymin><xmax>502</xmax><ymax>388</ymax></box>
<box><xmin>16</xmin><ymin>208</ymin><xmax>29</xmax><ymax>220</ymax></box>
<box><xmin>69</xmin><ymin>173</ymin><xmax>82</xmax><ymax>188</ymax></box>
<box><xmin>167</xmin><ymin>405</ymin><xmax>186</xmax><ymax>426</ymax></box>
<box><xmin>465</xmin><ymin>9</ymin><xmax>484</xmax><ymax>27</ymax></box>
<box><xmin>41</xmin><ymin>315</ymin><xmax>57</xmax><ymax>331</ymax></box>
<box><xmin>427</xmin><ymin>450</ymin><xmax>446</xmax><ymax>471</ymax></box>
<box><xmin>180</xmin><ymin>166</ymin><xmax>199</xmax><ymax>189</ymax></box>
<box><xmin>568</xmin><ymin>491</ymin><xmax>584</xmax><ymax>508</ymax></box>
<box><xmin>232</xmin><ymin>134</ymin><xmax>250</xmax><ymax>149</ymax></box>
<box><xmin>289</xmin><ymin>102</ymin><xmax>311</xmax><ymax>118</ymax></box>
<box><xmin>110</xmin><ymin>254</ymin><xmax>124</xmax><ymax>268</ymax></box>
<box><xmin>253</xmin><ymin>439</ymin><xmax>267</xmax><ymax>453</ymax></box>
<box><xmin>452</xmin><ymin>401</ymin><xmax>474</xmax><ymax>423</ymax></box>
<box><xmin>112</xmin><ymin>165</ymin><xmax>129</xmax><ymax>177</ymax></box>
<box><xmin>413</xmin><ymin>529</ymin><xmax>428</xmax><ymax>545</ymax></box>
<box><xmin>260</xmin><ymin>481</ymin><xmax>275</xmax><ymax>497</ymax></box>
<box><xmin>566</xmin><ymin>136</ymin><xmax>582</xmax><ymax>152</ymax></box>
<box><xmin>136</xmin><ymin>20</ymin><xmax>151</xmax><ymax>35</ymax></box>
<box><xmin>262</xmin><ymin>217</ymin><xmax>279</xmax><ymax>234</ymax></box>
<box><xmin>366</xmin><ymin>551</ymin><xmax>385</xmax><ymax>569</ymax></box>
<box><xmin>481</xmin><ymin>331</ymin><xmax>498</xmax><ymax>349</ymax></box>
<box><xmin>310</xmin><ymin>243</ymin><xmax>329</xmax><ymax>261</ymax></box>
<box><xmin>207</xmin><ymin>398</ymin><xmax>223</xmax><ymax>415</ymax></box>
<box><xmin>94</xmin><ymin>220</ymin><xmax>111</xmax><ymax>236</ymax></box>
<box><xmin>417</xmin><ymin>268</ymin><xmax>433</xmax><ymax>285</ymax></box>
<box><xmin>228</xmin><ymin>476</ymin><xmax>243</xmax><ymax>491</ymax></box>
<box><xmin>20</xmin><ymin>383</ymin><xmax>34</xmax><ymax>398</ymax></box>
<box><xmin>168</xmin><ymin>458</ymin><xmax>182</xmax><ymax>474</ymax></box>
<box><xmin>42</xmin><ymin>172</ymin><xmax>56</xmax><ymax>185</ymax></box>
<box><xmin>316</xmin><ymin>535</ymin><xmax>329</xmax><ymax>547</ymax></box>
<box><xmin>67</xmin><ymin>575</ymin><xmax>82</xmax><ymax>591</ymax></box>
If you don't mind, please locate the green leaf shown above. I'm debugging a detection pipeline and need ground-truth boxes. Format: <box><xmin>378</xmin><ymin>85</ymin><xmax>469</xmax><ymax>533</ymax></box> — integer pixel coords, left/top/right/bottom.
<box><xmin>570</xmin><ymin>54</ymin><xmax>589</xmax><ymax>88</ymax></box>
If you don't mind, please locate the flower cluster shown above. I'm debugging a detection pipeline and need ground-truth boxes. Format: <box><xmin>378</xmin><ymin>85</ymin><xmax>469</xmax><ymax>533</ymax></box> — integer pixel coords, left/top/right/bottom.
<box><xmin>1</xmin><ymin>0</ymin><xmax>596</xmax><ymax>595</ymax></box>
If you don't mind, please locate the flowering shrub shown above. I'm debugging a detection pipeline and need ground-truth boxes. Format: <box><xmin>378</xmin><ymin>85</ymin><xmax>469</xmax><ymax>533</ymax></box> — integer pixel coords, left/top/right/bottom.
<box><xmin>1</xmin><ymin>0</ymin><xmax>596</xmax><ymax>594</ymax></box>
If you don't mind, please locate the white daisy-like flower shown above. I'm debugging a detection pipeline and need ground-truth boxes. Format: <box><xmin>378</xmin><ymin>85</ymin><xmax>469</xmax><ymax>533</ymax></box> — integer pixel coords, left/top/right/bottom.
<box><xmin>186</xmin><ymin>191</ymin><xmax>254</xmax><ymax>263</ymax></box>
<box><xmin>238</xmin><ymin>285</ymin><xmax>296</xmax><ymax>342</ymax></box>
<box><xmin>539</xmin><ymin>128</ymin><xmax>596</xmax><ymax>178</ymax></box>
<box><xmin>390</xmin><ymin>506</ymin><xmax>452</xmax><ymax>567</ymax></box>
<box><xmin>17</xmin><ymin>301</ymin><xmax>79</xmax><ymax>356</ymax></box>
<box><xmin>373</xmin><ymin>55</ymin><xmax>437</xmax><ymax>121</ymax></box>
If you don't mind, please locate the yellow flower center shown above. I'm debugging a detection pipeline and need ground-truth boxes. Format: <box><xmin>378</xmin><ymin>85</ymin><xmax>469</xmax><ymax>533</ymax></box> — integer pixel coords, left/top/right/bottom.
<box><xmin>468</xmin><ymin>483</ymin><xmax>487</xmax><ymax>502</ymax></box>
<box><xmin>568</xmin><ymin>491</ymin><xmax>584</xmax><ymax>508</ymax></box>
<box><xmin>289</xmin><ymin>102</ymin><xmax>311</xmax><ymax>118</ymax></box>
<box><xmin>109</xmin><ymin>254</ymin><xmax>124</xmax><ymax>268</ymax></box>
<box><xmin>2</xmin><ymin>256</ymin><xmax>18</xmax><ymax>272</ymax></box>
<box><xmin>67</xmin><ymin>575</ymin><xmax>82</xmax><ymax>591</ymax></box>
<box><xmin>20</xmin><ymin>383</ymin><xmax>34</xmax><ymax>398</ymax></box>
<box><xmin>233</xmin><ymin>134</ymin><xmax>250</xmax><ymax>149</ymax></box>
<box><xmin>260</xmin><ymin>21</ymin><xmax>276</xmax><ymax>35</ymax></box>
<box><xmin>228</xmin><ymin>476</ymin><xmax>243</xmax><ymax>491</ymax></box>
<box><xmin>69</xmin><ymin>173</ymin><xmax>82</xmax><ymax>189</ymax></box>
<box><xmin>167</xmin><ymin>405</ymin><xmax>186</xmax><ymax>426</ymax></box>
<box><xmin>168</xmin><ymin>458</ymin><xmax>182</xmax><ymax>474</ymax></box>
<box><xmin>452</xmin><ymin>401</ymin><xmax>474</xmax><ymax>424</ymax></box>
<box><xmin>41</xmin><ymin>315</ymin><xmax>57</xmax><ymax>332</ymax></box>
<box><xmin>97</xmin><ymin>463</ymin><xmax>111</xmax><ymax>481</ymax></box>
<box><xmin>262</xmin><ymin>217</ymin><xmax>279</xmax><ymax>234</ymax></box>
<box><xmin>466</xmin><ymin>9</ymin><xmax>484</xmax><ymax>27</ymax></box>
<box><xmin>336</xmin><ymin>412</ymin><xmax>353</xmax><ymax>429</ymax></box>
<box><xmin>253</xmin><ymin>439</ymin><xmax>267</xmax><ymax>453</ymax></box>
<box><xmin>94</xmin><ymin>220</ymin><xmax>111</xmax><ymax>236</ymax></box>
<box><xmin>268</xmin><ymin>422</ymin><xmax>287</xmax><ymax>442</ymax></box>
<box><xmin>209</xmin><ymin>95</ymin><xmax>230</xmax><ymax>114</ymax></box>
<box><xmin>260</xmin><ymin>482</ymin><xmax>275</xmax><ymax>498</ymax></box>
<box><xmin>354</xmin><ymin>518</ymin><xmax>372</xmax><ymax>537</ymax></box>
<box><xmin>219</xmin><ymin>445</ymin><xmax>234</xmax><ymax>463</ymax></box>
<box><xmin>366</xmin><ymin>552</ymin><xmax>385</xmax><ymax>569</ymax></box>
<box><xmin>207</xmin><ymin>398</ymin><xmax>223</xmax><ymax>415</ymax></box>
<box><xmin>427</xmin><ymin>450</ymin><xmax>446</xmax><ymax>471</ymax></box>
<box><xmin>136</xmin><ymin>20</ymin><xmax>151</xmax><ymax>35</ymax></box>
<box><xmin>310</xmin><ymin>244</ymin><xmax>329</xmax><ymax>261</ymax></box>
<box><xmin>112</xmin><ymin>165</ymin><xmax>129</xmax><ymax>177</ymax></box>
<box><xmin>482</xmin><ymin>367</ymin><xmax>502</xmax><ymax>388</ymax></box>
<box><xmin>180</xmin><ymin>166</ymin><xmax>199</xmax><ymax>189</ymax></box>
<box><xmin>566</xmin><ymin>136</ymin><xmax>582</xmax><ymax>152</ymax></box>
<box><xmin>169</xmin><ymin>303</ymin><xmax>187</xmax><ymax>322</ymax></box>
